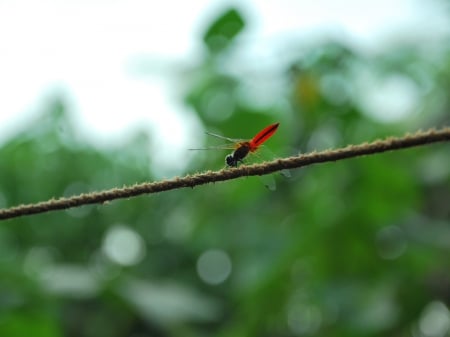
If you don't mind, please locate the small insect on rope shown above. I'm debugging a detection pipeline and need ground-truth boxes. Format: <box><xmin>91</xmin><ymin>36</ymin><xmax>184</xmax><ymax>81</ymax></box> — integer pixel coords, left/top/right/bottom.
<box><xmin>190</xmin><ymin>122</ymin><xmax>280</xmax><ymax>167</ymax></box>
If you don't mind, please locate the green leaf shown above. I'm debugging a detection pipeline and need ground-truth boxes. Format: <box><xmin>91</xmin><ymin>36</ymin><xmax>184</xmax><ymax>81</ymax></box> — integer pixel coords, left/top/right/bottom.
<box><xmin>0</xmin><ymin>311</ymin><xmax>62</xmax><ymax>337</ymax></box>
<box><xmin>203</xmin><ymin>8</ymin><xmax>245</xmax><ymax>54</ymax></box>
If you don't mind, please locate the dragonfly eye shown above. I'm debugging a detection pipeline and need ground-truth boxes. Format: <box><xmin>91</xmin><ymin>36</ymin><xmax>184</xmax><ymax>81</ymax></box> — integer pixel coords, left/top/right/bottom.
<box><xmin>225</xmin><ymin>154</ymin><xmax>237</xmax><ymax>167</ymax></box>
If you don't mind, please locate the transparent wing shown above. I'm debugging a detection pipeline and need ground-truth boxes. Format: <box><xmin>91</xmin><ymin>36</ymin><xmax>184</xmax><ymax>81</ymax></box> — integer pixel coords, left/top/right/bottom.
<box><xmin>205</xmin><ymin>131</ymin><xmax>245</xmax><ymax>143</ymax></box>
<box><xmin>247</xmin><ymin>146</ymin><xmax>291</xmax><ymax>188</ymax></box>
<box><xmin>280</xmin><ymin>169</ymin><xmax>291</xmax><ymax>178</ymax></box>
<box><xmin>188</xmin><ymin>145</ymin><xmax>235</xmax><ymax>151</ymax></box>
<box><xmin>260</xmin><ymin>174</ymin><xmax>277</xmax><ymax>191</ymax></box>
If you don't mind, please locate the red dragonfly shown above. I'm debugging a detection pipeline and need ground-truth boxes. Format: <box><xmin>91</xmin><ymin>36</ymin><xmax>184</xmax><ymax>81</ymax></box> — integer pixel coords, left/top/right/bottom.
<box><xmin>191</xmin><ymin>122</ymin><xmax>280</xmax><ymax>167</ymax></box>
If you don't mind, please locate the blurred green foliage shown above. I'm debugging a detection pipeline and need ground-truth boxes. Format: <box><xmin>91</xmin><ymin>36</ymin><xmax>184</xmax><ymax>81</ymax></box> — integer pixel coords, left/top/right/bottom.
<box><xmin>203</xmin><ymin>8</ymin><xmax>245</xmax><ymax>54</ymax></box>
<box><xmin>1</xmin><ymin>6</ymin><xmax>450</xmax><ymax>337</ymax></box>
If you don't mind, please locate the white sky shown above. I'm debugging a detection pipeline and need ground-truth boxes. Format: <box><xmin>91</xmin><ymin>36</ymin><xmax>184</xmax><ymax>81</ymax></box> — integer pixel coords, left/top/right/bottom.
<box><xmin>0</xmin><ymin>0</ymin><xmax>448</xmax><ymax>174</ymax></box>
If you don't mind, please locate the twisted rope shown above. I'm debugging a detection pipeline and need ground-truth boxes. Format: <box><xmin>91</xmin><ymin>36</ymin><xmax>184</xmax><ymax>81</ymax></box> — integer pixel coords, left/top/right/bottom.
<box><xmin>1</xmin><ymin>127</ymin><xmax>449</xmax><ymax>221</ymax></box>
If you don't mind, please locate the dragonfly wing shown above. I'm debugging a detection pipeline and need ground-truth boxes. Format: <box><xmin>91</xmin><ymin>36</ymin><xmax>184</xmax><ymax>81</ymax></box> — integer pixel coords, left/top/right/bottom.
<box><xmin>258</xmin><ymin>169</ymin><xmax>290</xmax><ymax>191</ymax></box>
<box><xmin>280</xmin><ymin>169</ymin><xmax>291</xmax><ymax>178</ymax></box>
<box><xmin>205</xmin><ymin>131</ymin><xmax>245</xmax><ymax>143</ymax></box>
<box><xmin>260</xmin><ymin>174</ymin><xmax>276</xmax><ymax>191</ymax></box>
<box><xmin>248</xmin><ymin>144</ymin><xmax>291</xmax><ymax>183</ymax></box>
<box><xmin>188</xmin><ymin>145</ymin><xmax>235</xmax><ymax>151</ymax></box>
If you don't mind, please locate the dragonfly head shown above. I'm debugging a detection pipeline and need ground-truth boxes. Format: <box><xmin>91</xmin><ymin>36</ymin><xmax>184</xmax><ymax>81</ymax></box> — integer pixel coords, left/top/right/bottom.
<box><xmin>226</xmin><ymin>144</ymin><xmax>250</xmax><ymax>167</ymax></box>
<box><xmin>226</xmin><ymin>154</ymin><xmax>238</xmax><ymax>167</ymax></box>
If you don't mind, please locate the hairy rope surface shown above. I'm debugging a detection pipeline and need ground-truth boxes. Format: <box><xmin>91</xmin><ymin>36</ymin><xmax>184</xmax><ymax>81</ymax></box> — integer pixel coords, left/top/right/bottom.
<box><xmin>1</xmin><ymin>127</ymin><xmax>449</xmax><ymax>221</ymax></box>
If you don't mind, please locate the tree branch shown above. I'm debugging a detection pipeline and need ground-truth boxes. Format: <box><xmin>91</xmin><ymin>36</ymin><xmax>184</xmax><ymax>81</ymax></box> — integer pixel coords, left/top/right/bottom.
<box><xmin>1</xmin><ymin>127</ymin><xmax>449</xmax><ymax>221</ymax></box>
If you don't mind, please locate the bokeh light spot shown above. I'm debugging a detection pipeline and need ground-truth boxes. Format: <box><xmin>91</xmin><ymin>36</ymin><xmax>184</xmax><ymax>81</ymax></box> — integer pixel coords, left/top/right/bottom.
<box><xmin>287</xmin><ymin>304</ymin><xmax>322</xmax><ymax>335</ymax></box>
<box><xmin>376</xmin><ymin>225</ymin><xmax>407</xmax><ymax>260</ymax></box>
<box><xmin>196</xmin><ymin>249</ymin><xmax>232</xmax><ymax>285</ymax></box>
<box><xmin>419</xmin><ymin>301</ymin><xmax>450</xmax><ymax>337</ymax></box>
<box><xmin>103</xmin><ymin>225</ymin><xmax>146</xmax><ymax>266</ymax></box>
